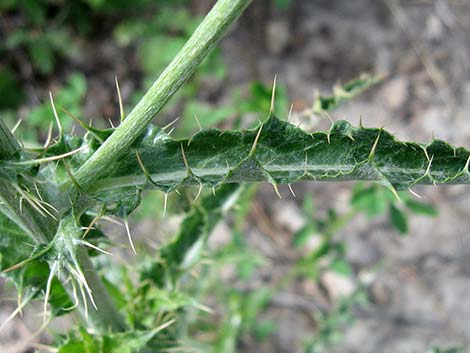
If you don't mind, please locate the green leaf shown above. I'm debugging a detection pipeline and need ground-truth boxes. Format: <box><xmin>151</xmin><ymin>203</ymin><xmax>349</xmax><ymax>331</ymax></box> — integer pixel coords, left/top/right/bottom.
<box><xmin>75</xmin><ymin>114</ymin><xmax>470</xmax><ymax>202</ymax></box>
<box><xmin>313</xmin><ymin>73</ymin><xmax>382</xmax><ymax>113</ymax></box>
<box><xmin>405</xmin><ymin>199</ymin><xmax>438</xmax><ymax>217</ymax></box>
<box><xmin>29</xmin><ymin>38</ymin><xmax>56</xmax><ymax>75</ymax></box>
<box><xmin>389</xmin><ymin>204</ymin><xmax>408</xmax><ymax>234</ymax></box>
<box><xmin>302</xmin><ymin>192</ymin><xmax>315</xmax><ymax>215</ymax></box>
<box><xmin>292</xmin><ymin>224</ymin><xmax>315</xmax><ymax>248</ymax></box>
<box><xmin>425</xmin><ymin>348</ymin><xmax>463</xmax><ymax>353</ymax></box>
<box><xmin>350</xmin><ymin>184</ymin><xmax>387</xmax><ymax>218</ymax></box>
<box><xmin>141</xmin><ymin>184</ymin><xmax>245</xmax><ymax>286</ymax></box>
<box><xmin>330</xmin><ymin>259</ymin><xmax>353</xmax><ymax>276</ymax></box>
<box><xmin>0</xmin><ymin>212</ymin><xmax>71</xmax><ymax>315</ymax></box>
<box><xmin>0</xmin><ymin>67</ymin><xmax>25</xmax><ymax>110</ymax></box>
<box><xmin>57</xmin><ymin>327</ymin><xmax>171</xmax><ymax>353</ymax></box>
<box><xmin>275</xmin><ymin>0</ymin><xmax>291</xmax><ymax>10</ymax></box>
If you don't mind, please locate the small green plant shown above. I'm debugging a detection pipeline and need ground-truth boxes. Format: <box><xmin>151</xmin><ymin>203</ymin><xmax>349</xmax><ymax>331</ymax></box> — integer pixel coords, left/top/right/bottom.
<box><xmin>0</xmin><ymin>1</ymin><xmax>466</xmax><ymax>352</ymax></box>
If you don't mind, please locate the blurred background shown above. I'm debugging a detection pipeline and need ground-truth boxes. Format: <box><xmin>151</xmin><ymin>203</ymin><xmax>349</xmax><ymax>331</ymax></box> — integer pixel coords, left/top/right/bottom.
<box><xmin>1</xmin><ymin>0</ymin><xmax>470</xmax><ymax>352</ymax></box>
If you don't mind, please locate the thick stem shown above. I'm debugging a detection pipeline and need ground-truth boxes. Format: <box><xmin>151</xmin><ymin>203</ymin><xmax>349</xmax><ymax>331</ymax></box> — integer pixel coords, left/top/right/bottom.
<box><xmin>72</xmin><ymin>0</ymin><xmax>252</xmax><ymax>190</ymax></box>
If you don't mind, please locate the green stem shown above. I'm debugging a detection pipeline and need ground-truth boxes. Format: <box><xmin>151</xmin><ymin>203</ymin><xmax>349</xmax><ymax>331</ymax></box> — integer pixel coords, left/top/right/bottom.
<box><xmin>72</xmin><ymin>0</ymin><xmax>252</xmax><ymax>190</ymax></box>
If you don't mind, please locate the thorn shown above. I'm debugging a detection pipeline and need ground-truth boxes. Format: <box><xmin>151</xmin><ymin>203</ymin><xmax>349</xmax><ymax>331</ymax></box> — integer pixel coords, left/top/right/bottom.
<box><xmin>271</xmin><ymin>183</ymin><xmax>282</xmax><ymax>198</ymax></box>
<box><xmin>389</xmin><ymin>185</ymin><xmax>401</xmax><ymax>202</ymax></box>
<box><xmin>174</xmin><ymin>189</ymin><xmax>181</xmax><ymax>196</ymax></box>
<box><xmin>288</xmin><ymin>184</ymin><xmax>296</xmax><ymax>198</ymax></box>
<box><xmin>63</xmin><ymin>281</ymin><xmax>79</xmax><ymax>311</ymax></box>
<box><xmin>162</xmin><ymin>117</ymin><xmax>180</xmax><ymax>132</ymax></box>
<box><xmin>60</xmin><ymin>106</ymin><xmax>84</xmax><ymax>127</ymax></box>
<box><xmin>108</xmin><ymin>118</ymin><xmax>115</xmax><ymax>129</ymax></box>
<box><xmin>12</xmin><ymin>146</ymin><xmax>88</xmax><ymax>166</ymax></box>
<box><xmin>423</xmin><ymin>147</ymin><xmax>431</xmax><ymax>163</ymax></box>
<box><xmin>124</xmin><ymin>217</ymin><xmax>137</xmax><ymax>254</ymax></box>
<box><xmin>115</xmin><ymin>76</ymin><xmax>125</xmax><ymax>121</ymax></box>
<box><xmin>181</xmin><ymin>144</ymin><xmax>190</xmax><ymax>172</ymax></box>
<box><xmin>14</xmin><ymin>185</ymin><xmax>47</xmax><ymax>218</ymax></box>
<box><xmin>0</xmin><ymin>290</ymin><xmax>37</xmax><ymax>333</ymax></box>
<box><xmin>193</xmin><ymin>114</ymin><xmax>203</xmax><ymax>131</ymax></box>
<box><xmin>68</xmin><ymin>264</ymin><xmax>98</xmax><ymax>311</ymax></box>
<box><xmin>359</xmin><ymin>115</ymin><xmax>364</xmax><ymax>128</ymax></box>
<box><xmin>270</xmin><ymin>75</ymin><xmax>277</xmax><ymax>114</ymax></box>
<box><xmin>324</xmin><ymin>110</ymin><xmax>335</xmax><ymax>125</ymax></box>
<box><xmin>33</xmin><ymin>183</ymin><xmax>44</xmax><ymax>202</ymax></box>
<box><xmin>287</xmin><ymin>104</ymin><xmax>294</xmax><ymax>123</ymax></box>
<box><xmin>82</xmin><ymin>206</ymin><xmax>105</xmax><ymax>238</ymax></box>
<box><xmin>464</xmin><ymin>154</ymin><xmax>470</xmax><ymax>173</ymax></box>
<box><xmin>408</xmin><ymin>189</ymin><xmax>422</xmax><ymax>199</ymax></box>
<box><xmin>153</xmin><ymin>319</ymin><xmax>176</xmax><ymax>335</ymax></box>
<box><xmin>17</xmin><ymin>291</ymin><xmax>22</xmax><ymax>317</ymax></box>
<box><xmin>194</xmin><ymin>183</ymin><xmax>203</xmax><ymax>201</ymax></box>
<box><xmin>135</xmin><ymin>150</ymin><xmax>158</xmax><ymax>187</ymax></box>
<box><xmin>163</xmin><ymin>193</ymin><xmax>168</xmax><ymax>216</ymax></box>
<box><xmin>49</xmin><ymin>92</ymin><xmax>62</xmax><ymax>134</ymax></box>
<box><xmin>425</xmin><ymin>155</ymin><xmax>434</xmax><ymax>175</ymax></box>
<box><xmin>368</xmin><ymin>130</ymin><xmax>382</xmax><ymax>160</ymax></box>
<box><xmin>192</xmin><ymin>302</ymin><xmax>213</xmax><ymax>314</ymax></box>
<box><xmin>1</xmin><ymin>240</ymin><xmax>52</xmax><ymax>273</ymax></box>
<box><xmin>11</xmin><ymin>119</ymin><xmax>22</xmax><ymax>133</ymax></box>
<box><xmin>80</xmin><ymin>240</ymin><xmax>112</xmax><ymax>256</ymax></box>
<box><xmin>63</xmin><ymin>159</ymin><xmax>84</xmax><ymax>193</ymax></box>
<box><xmin>44</xmin><ymin>123</ymin><xmax>53</xmax><ymax>148</ymax></box>
<box><xmin>19</xmin><ymin>196</ymin><xmax>23</xmax><ymax>213</ymax></box>
<box><xmin>249</xmin><ymin>123</ymin><xmax>264</xmax><ymax>156</ymax></box>
<box><xmin>167</xmin><ymin>127</ymin><xmax>176</xmax><ymax>136</ymax></box>
<box><xmin>43</xmin><ymin>262</ymin><xmax>57</xmax><ymax>323</ymax></box>
<box><xmin>77</xmin><ymin>280</ymin><xmax>88</xmax><ymax>318</ymax></box>
<box><xmin>99</xmin><ymin>215</ymin><xmax>124</xmax><ymax>226</ymax></box>
<box><xmin>212</xmin><ymin>187</ymin><xmax>216</xmax><ymax>196</ymax></box>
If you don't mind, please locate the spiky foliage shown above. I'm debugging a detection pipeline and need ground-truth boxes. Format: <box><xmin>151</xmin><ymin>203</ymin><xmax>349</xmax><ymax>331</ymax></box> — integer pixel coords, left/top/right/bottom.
<box><xmin>0</xmin><ymin>0</ymin><xmax>468</xmax><ymax>351</ymax></box>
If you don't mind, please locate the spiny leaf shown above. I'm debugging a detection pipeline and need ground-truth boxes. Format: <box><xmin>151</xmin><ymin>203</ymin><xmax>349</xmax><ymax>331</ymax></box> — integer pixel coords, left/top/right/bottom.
<box><xmin>0</xmin><ymin>212</ymin><xmax>71</xmax><ymax>316</ymax></box>
<box><xmin>81</xmin><ymin>115</ymin><xmax>470</xmax><ymax>201</ymax></box>
<box><xmin>141</xmin><ymin>184</ymin><xmax>245</xmax><ymax>287</ymax></box>
<box><xmin>389</xmin><ymin>204</ymin><xmax>408</xmax><ymax>235</ymax></box>
<box><xmin>405</xmin><ymin>199</ymin><xmax>438</xmax><ymax>217</ymax></box>
<box><xmin>56</xmin><ymin>324</ymin><xmax>174</xmax><ymax>353</ymax></box>
<box><xmin>312</xmin><ymin>73</ymin><xmax>382</xmax><ymax>114</ymax></box>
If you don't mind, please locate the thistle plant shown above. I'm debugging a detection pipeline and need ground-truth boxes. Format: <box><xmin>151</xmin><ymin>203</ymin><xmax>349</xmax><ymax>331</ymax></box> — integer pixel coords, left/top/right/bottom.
<box><xmin>0</xmin><ymin>0</ymin><xmax>469</xmax><ymax>351</ymax></box>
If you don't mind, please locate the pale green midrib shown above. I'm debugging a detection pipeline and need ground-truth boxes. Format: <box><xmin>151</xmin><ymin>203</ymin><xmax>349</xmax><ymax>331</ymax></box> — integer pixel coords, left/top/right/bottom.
<box><xmin>89</xmin><ymin>163</ymin><xmax>455</xmax><ymax>192</ymax></box>
<box><xmin>71</xmin><ymin>0</ymin><xmax>252</xmax><ymax>190</ymax></box>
